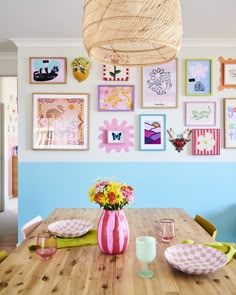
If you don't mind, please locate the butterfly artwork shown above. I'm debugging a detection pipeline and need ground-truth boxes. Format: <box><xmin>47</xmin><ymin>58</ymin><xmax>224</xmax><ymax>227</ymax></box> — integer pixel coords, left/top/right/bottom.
<box><xmin>112</xmin><ymin>132</ymin><xmax>122</xmax><ymax>140</ymax></box>
<box><xmin>107</xmin><ymin>130</ymin><xmax>124</xmax><ymax>144</ymax></box>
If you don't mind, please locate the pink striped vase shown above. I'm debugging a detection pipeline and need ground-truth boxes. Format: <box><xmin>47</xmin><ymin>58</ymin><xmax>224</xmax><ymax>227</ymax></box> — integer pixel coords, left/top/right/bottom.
<box><xmin>97</xmin><ymin>209</ymin><xmax>130</xmax><ymax>255</ymax></box>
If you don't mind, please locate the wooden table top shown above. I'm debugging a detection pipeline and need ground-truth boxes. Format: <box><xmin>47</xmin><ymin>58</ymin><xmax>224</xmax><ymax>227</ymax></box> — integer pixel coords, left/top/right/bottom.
<box><xmin>0</xmin><ymin>208</ymin><xmax>236</xmax><ymax>295</ymax></box>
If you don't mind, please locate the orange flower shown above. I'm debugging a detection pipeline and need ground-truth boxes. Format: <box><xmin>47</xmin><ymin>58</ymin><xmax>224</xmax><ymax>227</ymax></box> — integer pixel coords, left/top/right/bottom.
<box><xmin>108</xmin><ymin>192</ymin><xmax>117</xmax><ymax>205</ymax></box>
<box><xmin>121</xmin><ymin>185</ymin><xmax>133</xmax><ymax>191</ymax></box>
<box><xmin>95</xmin><ymin>192</ymin><xmax>102</xmax><ymax>203</ymax></box>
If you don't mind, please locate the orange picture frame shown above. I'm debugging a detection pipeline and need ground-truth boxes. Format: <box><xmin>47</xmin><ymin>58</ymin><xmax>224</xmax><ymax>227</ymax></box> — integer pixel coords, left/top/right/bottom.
<box><xmin>218</xmin><ymin>56</ymin><xmax>236</xmax><ymax>91</ymax></box>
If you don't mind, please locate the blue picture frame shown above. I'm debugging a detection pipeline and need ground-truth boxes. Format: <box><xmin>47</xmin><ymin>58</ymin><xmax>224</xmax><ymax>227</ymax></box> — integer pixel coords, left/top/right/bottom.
<box><xmin>139</xmin><ymin>114</ymin><xmax>166</xmax><ymax>151</ymax></box>
<box><xmin>185</xmin><ymin>59</ymin><xmax>212</xmax><ymax>96</ymax></box>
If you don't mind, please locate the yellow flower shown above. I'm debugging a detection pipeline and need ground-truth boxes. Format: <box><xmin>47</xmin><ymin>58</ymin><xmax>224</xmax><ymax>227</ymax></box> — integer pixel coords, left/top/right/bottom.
<box><xmin>110</xmin><ymin>182</ymin><xmax>121</xmax><ymax>195</ymax></box>
<box><xmin>100</xmin><ymin>194</ymin><xmax>109</xmax><ymax>206</ymax></box>
<box><xmin>116</xmin><ymin>193</ymin><xmax>124</xmax><ymax>204</ymax></box>
<box><xmin>88</xmin><ymin>187</ymin><xmax>95</xmax><ymax>203</ymax></box>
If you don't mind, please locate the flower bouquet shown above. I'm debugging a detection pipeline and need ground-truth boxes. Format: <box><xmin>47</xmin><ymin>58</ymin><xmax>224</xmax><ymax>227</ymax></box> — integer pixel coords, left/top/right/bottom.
<box><xmin>89</xmin><ymin>177</ymin><xmax>134</xmax><ymax>254</ymax></box>
<box><xmin>89</xmin><ymin>177</ymin><xmax>134</xmax><ymax>210</ymax></box>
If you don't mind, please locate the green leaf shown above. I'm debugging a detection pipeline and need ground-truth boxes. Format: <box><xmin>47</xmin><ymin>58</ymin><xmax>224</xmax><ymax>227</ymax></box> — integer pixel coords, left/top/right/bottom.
<box><xmin>115</xmin><ymin>70</ymin><xmax>121</xmax><ymax>74</ymax></box>
<box><xmin>109</xmin><ymin>72</ymin><xmax>115</xmax><ymax>77</ymax></box>
<box><xmin>80</xmin><ymin>67</ymin><xmax>85</xmax><ymax>74</ymax></box>
<box><xmin>28</xmin><ymin>245</ymin><xmax>37</xmax><ymax>252</ymax></box>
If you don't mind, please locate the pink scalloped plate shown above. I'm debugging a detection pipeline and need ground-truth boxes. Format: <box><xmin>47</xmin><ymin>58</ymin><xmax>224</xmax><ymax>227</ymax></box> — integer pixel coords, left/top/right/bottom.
<box><xmin>164</xmin><ymin>244</ymin><xmax>227</xmax><ymax>275</ymax></box>
<box><xmin>48</xmin><ymin>219</ymin><xmax>93</xmax><ymax>238</ymax></box>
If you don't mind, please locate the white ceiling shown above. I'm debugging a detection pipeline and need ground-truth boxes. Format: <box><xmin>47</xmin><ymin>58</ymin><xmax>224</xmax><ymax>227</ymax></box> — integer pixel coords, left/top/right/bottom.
<box><xmin>0</xmin><ymin>0</ymin><xmax>236</xmax><ymax>53</ymax></box>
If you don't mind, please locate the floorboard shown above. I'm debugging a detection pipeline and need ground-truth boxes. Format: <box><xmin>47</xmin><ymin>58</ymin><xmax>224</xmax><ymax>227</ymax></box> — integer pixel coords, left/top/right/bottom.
<box><xmin>0</xmin><ymin>198</ymin><xmax>18</xmax><ymax>255</ymax></box>
<box><xmin>0</xmin><ymin>235</ymin><xmax>17</xmax><ymax>254</ymax></box>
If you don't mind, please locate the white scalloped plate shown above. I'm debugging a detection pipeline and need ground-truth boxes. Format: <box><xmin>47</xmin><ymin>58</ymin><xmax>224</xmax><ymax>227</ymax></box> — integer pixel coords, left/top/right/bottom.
<box><xmin>164</xmin><ymin>244</ymin><xmax>227</xmax><ymax>275</ymax></box>
<box><xmin>48</xmin><ymin>219</ymin><xmax>93</xmax><ymax>238</ymax></box>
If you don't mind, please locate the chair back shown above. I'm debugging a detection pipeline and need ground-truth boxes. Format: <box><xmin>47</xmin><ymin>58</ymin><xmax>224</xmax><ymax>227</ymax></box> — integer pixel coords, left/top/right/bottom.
<box><xmin>21</xmin><ymin>215</ymin><xmax>43</xmax><ymax>240</ymax></box>
<box><xmin>0</xmin><ymin>250</ymin><xmax>8</xmax><ymax>263</ymax></box>
<box><xmin>194</xmin><ymin>214</ymin><xmax>217</xmax><ymax>239</ymax></box>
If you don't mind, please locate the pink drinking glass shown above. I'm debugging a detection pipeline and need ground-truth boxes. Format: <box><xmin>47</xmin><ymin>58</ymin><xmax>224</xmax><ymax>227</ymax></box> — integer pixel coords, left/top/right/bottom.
<box><xmin>36</xmin><ymin>232</ymin><xmax>57</xmax><ymax>260</ymax></box>
<box><xmin>159</xmin><ymin>218</ymin><xmax>176</xmax><ymax>242</ymax></box>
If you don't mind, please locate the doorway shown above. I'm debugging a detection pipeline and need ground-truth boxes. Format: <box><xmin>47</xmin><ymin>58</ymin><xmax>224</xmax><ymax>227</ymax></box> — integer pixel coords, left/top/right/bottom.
<box><xmin>0</xmin><ymin>76</ymin><xmax>18</xmax><ymax>212</ymax></box>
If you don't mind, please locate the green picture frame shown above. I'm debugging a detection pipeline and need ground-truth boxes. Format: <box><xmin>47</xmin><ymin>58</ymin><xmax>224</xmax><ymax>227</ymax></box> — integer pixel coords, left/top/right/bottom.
<box><xmin>185</xmin><ymin>59</ymin><xmax>213</xmax><ymax>96</ymax></box>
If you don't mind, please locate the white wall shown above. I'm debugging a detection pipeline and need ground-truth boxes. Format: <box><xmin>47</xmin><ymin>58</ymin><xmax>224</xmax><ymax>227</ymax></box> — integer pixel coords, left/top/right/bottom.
<box><xmin>0</xmin><ymin>56</ymin><xmax>17</xmax><ymax>76</ymax></box>
<box><xmin>16</xmin><ymin>39</ymin><xmax>236</xmax><ymax>163</ymax></box>
<box><xmin>0</xmin><ymin>77</ymin><xmax>17</xmax><ymax>102</ymax></box>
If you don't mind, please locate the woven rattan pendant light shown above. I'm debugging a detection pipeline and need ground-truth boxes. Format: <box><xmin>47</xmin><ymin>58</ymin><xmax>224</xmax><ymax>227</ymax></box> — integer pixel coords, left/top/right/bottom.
<box><xmin>83</xmin><ymin>0</ymin><xmax>183</xmax><ymax>66</ymax></box>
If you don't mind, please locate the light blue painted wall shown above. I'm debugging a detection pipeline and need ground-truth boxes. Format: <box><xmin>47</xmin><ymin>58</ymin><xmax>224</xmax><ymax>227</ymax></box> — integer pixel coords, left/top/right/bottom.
<box><xmin>18</xmin><ymin>162</ymin><xmax>236</xmax><ymax>243</ymax></box>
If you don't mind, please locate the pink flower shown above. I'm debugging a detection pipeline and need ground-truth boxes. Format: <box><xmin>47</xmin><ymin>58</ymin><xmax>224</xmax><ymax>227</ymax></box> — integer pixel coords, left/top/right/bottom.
<box><xmin>121</xmin><ymin>186</ymin><xmax>134</xmax><ymax>203</ymax></box>
<box><xmin>95</xmin><ymin>181</ymin><xmax>109</xmax><ymax>193</ymax></box>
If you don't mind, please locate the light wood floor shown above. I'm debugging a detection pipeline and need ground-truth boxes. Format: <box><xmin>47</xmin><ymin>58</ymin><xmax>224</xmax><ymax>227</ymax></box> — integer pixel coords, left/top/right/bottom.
<box><xmin>0</xmin><ymin>197</ymin><xmax>18</xmax><ymax>255</ymax></box>
<box><xmin>0</xmin><ymin>235</ymin><xmax>18</xmax><ymax>254</ymax></box>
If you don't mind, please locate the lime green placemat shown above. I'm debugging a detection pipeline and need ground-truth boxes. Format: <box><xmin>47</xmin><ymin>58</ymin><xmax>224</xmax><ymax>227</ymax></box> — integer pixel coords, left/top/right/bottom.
<box><xmin>28</xmin><ymin>229</ymin><xmax>97</xmax><ymax>251</ymax></box>
<box><xmin>57</xmin><ymin>229</ymin><xmax>97</xmax><ymax>248</ymax></box>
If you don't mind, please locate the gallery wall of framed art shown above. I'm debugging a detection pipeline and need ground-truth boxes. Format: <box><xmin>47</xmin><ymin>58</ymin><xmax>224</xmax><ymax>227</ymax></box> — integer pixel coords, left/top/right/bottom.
<box><xmin>15</xmin><ymin>41</ymin><xmax>236</xmax><ymax>163</ymax></box>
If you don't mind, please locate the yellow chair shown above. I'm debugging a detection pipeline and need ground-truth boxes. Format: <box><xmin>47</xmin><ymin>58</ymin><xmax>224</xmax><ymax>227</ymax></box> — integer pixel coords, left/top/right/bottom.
<box><xmin>194</xmin><ymin>214</ymin><xmax>217</xmax><ymax>239</ymax></box>
<box><xmin>0</xmin><ymin>250</ymin><xmax>8</xmax><ymax>263</ymax></box>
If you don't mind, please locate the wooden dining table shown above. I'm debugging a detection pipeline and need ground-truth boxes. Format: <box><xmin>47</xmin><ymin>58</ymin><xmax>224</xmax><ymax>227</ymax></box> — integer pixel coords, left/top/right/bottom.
<box><xmin>0</xmin><ymin>208</ymin><xmax>236</xmax><ymax>295</ymax></box>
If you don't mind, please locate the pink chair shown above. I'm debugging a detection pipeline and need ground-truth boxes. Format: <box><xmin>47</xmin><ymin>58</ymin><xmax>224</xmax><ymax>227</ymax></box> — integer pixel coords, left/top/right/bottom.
<box><xmin>21</xmin><ymin>215</ymin><xmax>43</xmax><ymax>240</ymax></box>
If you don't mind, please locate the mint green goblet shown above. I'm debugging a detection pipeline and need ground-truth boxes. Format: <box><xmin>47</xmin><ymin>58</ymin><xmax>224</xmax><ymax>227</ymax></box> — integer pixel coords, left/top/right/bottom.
<box><xmin>136</xmin><ymin>236</ymin><xmax>156</xmax><ymax>278</ymax></box>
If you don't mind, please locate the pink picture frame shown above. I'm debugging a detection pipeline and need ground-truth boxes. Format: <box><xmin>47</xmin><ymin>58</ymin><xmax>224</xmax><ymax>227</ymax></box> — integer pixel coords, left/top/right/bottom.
<box><xmin>98</xmin><ymin>118</ymin><xmax>134</xmax><ymax>153</ymax></box>
<box><xmin>98</xmin><ymin>85</ymin><xmax>134</xmax><ymax>111</ymax></box>
<box><xmin>29</xmin><ymin>57</ymin><xmax>67</xmax><ymax>84</ymax></box>
<box><xmin>185</xmin><ymin>101</ymin><xmax>216</xmax><ymax>126</ymax></box>
<box><xmin>192</xmin><ymin>129</ymin><xmax>220</xmax><ymax>155</ymax></box>
<box><xmin>32</xmin><ymin>93</ymin><xmax>89</xmax><ymax>150</ymax></box>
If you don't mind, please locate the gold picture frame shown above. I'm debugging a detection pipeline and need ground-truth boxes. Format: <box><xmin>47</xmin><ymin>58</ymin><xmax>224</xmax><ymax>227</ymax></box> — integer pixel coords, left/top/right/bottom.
<box><xmin>141</xmin><ymin>59</ymin><xmax>178</xmax><ymax>108</ymax></box>
<box><xmin>224</xmin><ymin>98</ymin><xmax>236</xmax><ymax>148</ymax></box>
<box><xmin>29</xmin><ymin>57</ymin><xmax>67</xmax><ymax>84</ymax></box>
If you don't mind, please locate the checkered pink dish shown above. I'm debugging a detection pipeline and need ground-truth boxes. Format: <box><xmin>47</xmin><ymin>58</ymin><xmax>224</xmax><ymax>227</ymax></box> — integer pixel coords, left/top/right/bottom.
<box><xmin>48</xmin><ymin>219</ymin><xmax>93</xmax><ymax>238</ymax></box>
<box><xmin>164</xmin><ymin>244</ymin><xmax>227</xmax><ymax>275</ymax></box>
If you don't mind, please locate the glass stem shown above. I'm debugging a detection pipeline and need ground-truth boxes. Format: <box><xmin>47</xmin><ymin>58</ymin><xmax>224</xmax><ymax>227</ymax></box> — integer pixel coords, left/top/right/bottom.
<box><xmin>144</xmin><ymin>262</ymin><xmax>149</xmax><ymax>272</ymax></box>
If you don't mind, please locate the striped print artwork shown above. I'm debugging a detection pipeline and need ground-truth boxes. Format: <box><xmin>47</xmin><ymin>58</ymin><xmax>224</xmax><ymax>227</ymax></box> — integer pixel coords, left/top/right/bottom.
<box><xmin>97</xmin><ymin>209</ymin><xmax>130</xmax><ymax>254</ymax></box>
<box><xmin>192</xmin><ymin>129</ymin><xmax>220</xmax><ymax>155</ymax></box>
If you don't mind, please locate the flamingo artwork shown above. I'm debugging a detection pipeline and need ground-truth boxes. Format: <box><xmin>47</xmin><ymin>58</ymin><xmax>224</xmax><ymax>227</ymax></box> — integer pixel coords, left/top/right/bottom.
<box><xmin>34</xmin><ymin>94</ymin><xmax>89</xmax><ymax>150</ymax></box>
<box><xmin>46</xmin><ymin>105</ymin><xmax>65</xmax><ymax>119</ymax></box>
